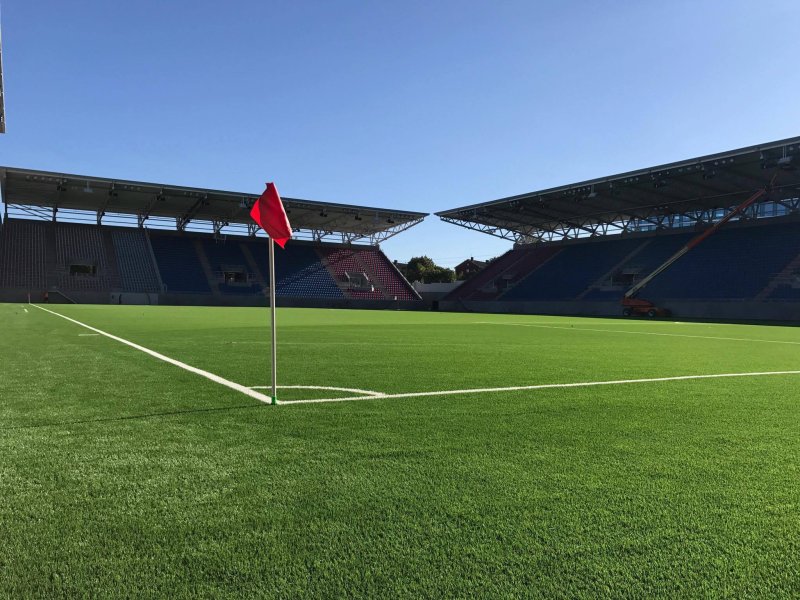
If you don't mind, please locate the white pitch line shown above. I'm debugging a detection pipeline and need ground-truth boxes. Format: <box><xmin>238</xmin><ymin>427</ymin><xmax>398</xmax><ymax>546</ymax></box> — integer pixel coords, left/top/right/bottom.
<box><xmin>281</xmin><ymin>370</ymin><xmax>800</xmax><ymax>405</ymax></box>
<box><xmin>23</xmin><ymin>307</ymin><xmax>29</xmax><ymax>313</ymax></box>
<box><xmin>31</xmin><ymin>304</ymin><xmax>275</xmax><ymax>405</ymax></box>
<box><xmin>251</xmin><ymin>385</ymin><xmax>384</xmax><ymax>397</ymax></box>
<box><xmin>78</xmin><ymin>333</ymin><xmax>100</xmax><ymax>337</ymax></box>
<box><xmin>473</xmin><ymin>321</ymin><xmax>800</xmax><ymax>346</ymax></box>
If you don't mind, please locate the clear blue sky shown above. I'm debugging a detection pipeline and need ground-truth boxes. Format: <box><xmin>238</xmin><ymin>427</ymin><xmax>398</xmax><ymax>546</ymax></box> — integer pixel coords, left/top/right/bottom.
<box><xmin>1</xmin><ymin>0</ymin><xmax>799</xmax><ymax>266</ymax></box>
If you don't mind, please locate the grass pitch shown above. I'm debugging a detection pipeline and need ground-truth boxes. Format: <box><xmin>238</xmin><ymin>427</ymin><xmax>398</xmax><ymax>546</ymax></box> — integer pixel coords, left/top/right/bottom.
<box><xmin>2</xmin><ymin>303</ymin><xmax>800</xmax><ymax>597</ymax></box>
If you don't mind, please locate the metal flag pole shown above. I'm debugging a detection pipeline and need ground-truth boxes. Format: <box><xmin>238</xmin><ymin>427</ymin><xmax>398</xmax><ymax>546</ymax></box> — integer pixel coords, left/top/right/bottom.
<box><xmin>268</xmin><ymin>236</ymin><xmax>278</xmax><ymax>405</ymax></box>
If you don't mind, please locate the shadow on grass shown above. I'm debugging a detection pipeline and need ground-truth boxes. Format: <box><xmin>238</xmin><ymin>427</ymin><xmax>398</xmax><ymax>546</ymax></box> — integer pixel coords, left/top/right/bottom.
<box><xmin>0</xmin><ymin>403</ymin><xmax>267</xmax><ymax>431</ymax></box>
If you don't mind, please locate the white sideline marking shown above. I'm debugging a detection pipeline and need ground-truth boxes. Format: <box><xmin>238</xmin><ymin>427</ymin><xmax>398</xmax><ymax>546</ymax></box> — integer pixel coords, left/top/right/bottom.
<box><xmin>474</xmin><ymin>321</ymin><xmax>800</xmax><ymax>346</ymax></box>
<box><xmin>281</xmin><ymin>370</ymin><xmax>800</xmax><ymax>405</ymax></box>
<box><xmin>31</xmin><ymin>304</ymin><xmax>275</xmax><ymax>404</ymax></box>
<box><xmin>23</xmin><ymin>308</ymin><xmax>29</xmax><ymax>313</ymax></box>
<box><xmin>251</xmin><ymin>384</ymin><xmax>384</xmax><ymax>397</ymax></box>
<box><xmin>78</xmin><ymin>333</ymin><xmax>100</xmax><ymax>337</ymax></box>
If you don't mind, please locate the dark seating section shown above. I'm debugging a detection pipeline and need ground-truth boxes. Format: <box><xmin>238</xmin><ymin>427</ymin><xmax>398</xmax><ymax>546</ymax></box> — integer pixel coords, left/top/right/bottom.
<box><xmin>322</xmin><ymin>248</ymin><xmax>383</xmax><ymax>300</ymax></box>
<box><xmin>0</xmin><ymin>219</ymin><xmax>48</xmax><ymax>290</ymax></box>
<box><xmin>770</xmin><ymin>284</ymin><xmax>800</xmax><ymax>300</ymax></box>
<box><xmin>112</xmin><ymin>228</ymin><xmax>161</xmax><ymax>293</ymax></box>
<box><xmin>450</xmin><ymin>219</ymin><xmax>800</xmax><ymax>303</ymax></box>
<box><xmin>644</xmin><ymin>223</ymin><xmax>800</xmax><ymax>300</ymax></box>
<box><xmin>504</xmin><ymin>238</ymin><xmax>644</xmax><ymax>301</ymax></box>
<box><xmin>242</xmin><ymin>239</ymin><xmax>344</xmax><ymax>299</ymax></box>
<box><xmin>445</xmin><ymin>246</ymin><xmax>563</xmax><ymax>301</ymax></box>
<box><xmin>319</xmin><ymin>246</ymin><xmax>417</xmax><ymax>300</ymax></box>
<box><xmin>9</xmin><ymin>216</ymin><xmax>799</xmax><ymax>304</ymax></box>
<box><xmin>0</xmin><ymin>220</ymin><xmax>415</xmax><ymax>301</ymax></box>
<box><xmin>56</xmin><ymin>223</ymin><xmax>121</xmax><ymax>292</ymax></box>
<box><xmin>353</xmin><ymin>247</ymin><xmax>418</xmax><ymax>301</ymax></box>
<box><xmin>149</xmin><ymin>232</ymin><xmax>211</xmax><ymax>293</ymax></box>
<box><xmin>447</xmin><ymin>248</ymin><xmax>521</xmax><ymax>300</ymax></box>
<box><xmin>201</xmin><ymin>238</ymin><xmax>261</xmax><ymax>295</ymax></box>
<box><xmin>581</xmin><ymin>234</ymin><xmax>691</xmax><ymax>301</ymax></box>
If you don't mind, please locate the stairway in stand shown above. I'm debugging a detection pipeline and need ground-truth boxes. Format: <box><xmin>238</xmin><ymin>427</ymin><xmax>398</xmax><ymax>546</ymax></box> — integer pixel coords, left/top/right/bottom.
<box><xmin>755</xmin><ymin>249</ymin><xmax>800</xmax><ymax>301</ymax></box>
<box><xmin>194</xmin><ymin>239</ymin><xmax>220</xmax><ymax>295</ymax></box>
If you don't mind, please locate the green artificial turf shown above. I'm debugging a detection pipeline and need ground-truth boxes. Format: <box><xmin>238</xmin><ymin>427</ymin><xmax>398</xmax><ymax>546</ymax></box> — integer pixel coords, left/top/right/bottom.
<box><xmin>2</xmin><ymin>303</ymin><xmax>800</xmax><ymax>597</ymax></box>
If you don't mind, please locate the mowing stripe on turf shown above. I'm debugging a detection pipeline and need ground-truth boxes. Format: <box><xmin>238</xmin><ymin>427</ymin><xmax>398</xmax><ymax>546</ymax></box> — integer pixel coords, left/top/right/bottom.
<box><xmin>279</xmin><ymin>370</ymin><xmax>800</xmax><ymax>405</ymax></box>
<box><xmin>30</xmin><ymin>304</ymin><xmax>275</xmax><ymax>405</ymax></box>
<box><xmin>474</xmin><ymin>321</ymin><xmax>800</xmax><ymax>346</ymax></box>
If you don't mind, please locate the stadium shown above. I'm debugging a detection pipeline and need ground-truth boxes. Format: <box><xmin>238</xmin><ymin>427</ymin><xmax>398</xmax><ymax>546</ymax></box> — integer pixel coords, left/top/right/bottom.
<box><xmin>4</xmin><ymin>136</ymin><xmax>800</xmax><ymax>322</ymax></box>
<box><xmin>4</xmin><ymin>4</ymin><xmax>800</xmax><ymax>599</ymax></box>
<box><xmin>4</xmin><ymin>136</ymin><xmax>800</xmax><ymax>320</ymax></box>
<box><xmin>5</xmin><ymin>137</ymin><xmax>800</xmax><ymax>596</ymax></box>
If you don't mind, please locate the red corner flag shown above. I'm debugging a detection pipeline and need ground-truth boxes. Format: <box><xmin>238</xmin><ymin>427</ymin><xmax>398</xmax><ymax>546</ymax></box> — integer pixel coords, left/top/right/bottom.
<box><xmin>250</xmin><ymin>182</ymin><xmax>292</xmax><ymax>248</ymax></box>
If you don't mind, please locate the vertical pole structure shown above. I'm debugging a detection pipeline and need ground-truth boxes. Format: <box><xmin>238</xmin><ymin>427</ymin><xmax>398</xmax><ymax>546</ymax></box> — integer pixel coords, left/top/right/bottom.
<box><xmin>268</xmin><ymin>237</ymin><xmax>278</xmax><ymax>405</ymax></box>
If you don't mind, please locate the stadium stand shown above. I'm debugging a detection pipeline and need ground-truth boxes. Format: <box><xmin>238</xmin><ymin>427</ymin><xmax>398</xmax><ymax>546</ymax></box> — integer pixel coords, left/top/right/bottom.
<box><xmin>319</xmin><ymin>246</ymin><xmax>418</xmax><ymax>300</ymax></box>
<box><xmin>148</xmin><ymin>232</ymin><xmax>211</xmax><ymax>294</ymax></box>
<box><xmin>0</xmin><ymin>219</ymin><xmax>48</xmax><ymax>290</ymax></box>
<box><xmin>353</xmin><ymin>246</ymin><xmax>419</xmax><ymax>301</ymax></box>
<box><xmin>641</xmin><ymin>225</ymin><xmax>800</xmax><ymax>300</ymax></box>
<box><xmin>0</xmin><ymin>218</ymin><xmax>416</xmax><ymax>303</ymax></box>
<box><xmin>111</xmin><ymin>228</ymin><xmax>161</xmax><ymax>293</ymax></box>
<box><xmin>201</xmin><ymin>238</ymin><xmax>261</xmax><ymax>295</ymax></box>
<box><xmin>769</xmin><ymin>283</ymin><xmax>800</xmax><ymax>300</ymax></box>
<box><xmin>446</xmin><ymin>218</ymin><xmax>800</xmax><ymax>306</ymax></box>
<box><xmin>441</xmin><ymin>248</ymin><xmax>540</xmax><ymax>301</ymax></box>
<box><xmin>762</xmin><ymin>252</ymin><xmax>800</xmax><ymax>300</ymax></box>
<box><xmin>322</xmin><ymin>247</ymin><xmax>384</xmax><ymax>299</ymax></box>
<box><xmin>0</xmin><ymin>166</ymin><xmax>425</xmax><ymax>307</ymax></box>
<box><xmin>580</xmin><ymin>235</ymin><xmax>690</xmax><ymax>301</ymax></box>
<box><xmin>437</xmin><ymin>136</ymin><xmax>800</xmax><ymax>320</ymax></box>
<box><xmin>503</xmin><ymin>238</ymin><xmax>644</xmax><ymax>301</ymax></box>
<box><xmin>444</xmin><ymin>248</ymin><xmax>526</xmax><ymax>300</ymax></box>
<box><xmin>242</xmin><ymin>239</ymin><xmax>345</xmax><ymax>299</ymax></box>
<box><xmin>53</xmin><ymin>222</ymin><xmax>119</xmax><ymax>292</ymax></box>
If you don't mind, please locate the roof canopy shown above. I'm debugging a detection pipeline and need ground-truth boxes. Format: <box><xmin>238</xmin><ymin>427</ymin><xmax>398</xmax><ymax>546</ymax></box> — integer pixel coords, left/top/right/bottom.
<box><xmin>437</xmin><ymin>136</ymin><xmax>800</xmax><ymax>243</ymax></box>
<box><xmin>0</xmin><ymin>166</ymin><xmax>427</xmax><ymax>244</ymax></box>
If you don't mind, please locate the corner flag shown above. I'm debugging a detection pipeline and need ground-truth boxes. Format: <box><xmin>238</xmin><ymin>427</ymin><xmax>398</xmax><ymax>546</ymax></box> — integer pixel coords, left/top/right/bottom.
<box><xmin>250</xmin><ymin>182</ymin><xmax>292</xmax><ymax>248</ymax></box>
<box><xmin>249</xmin><ymin>182</ymin><xmax>292</xmax><ymax>405</ymax></box>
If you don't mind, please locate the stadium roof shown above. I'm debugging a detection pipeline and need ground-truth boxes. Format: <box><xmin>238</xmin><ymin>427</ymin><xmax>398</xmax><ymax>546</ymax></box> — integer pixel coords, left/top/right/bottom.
<box><xmin>0</xmin><ymin>166</ymin><xmax>427</xmax><ymax>244</ymax></box>
<box><xmin>437</xmin><ymin>136</ymin><xmax>800</xmax><ymax>243</ymax></box>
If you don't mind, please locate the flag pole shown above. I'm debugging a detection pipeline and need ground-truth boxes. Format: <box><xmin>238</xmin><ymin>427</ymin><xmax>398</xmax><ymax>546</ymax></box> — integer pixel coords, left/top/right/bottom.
<box><xmin>268</xmin><ymin>236</ymin><xmax>278</xmax><ymax>405</ymax></box>
<box><xmin>250</xmin><ymin>181</ymin><xmax>291</xmax><ymax>406</ymax></box>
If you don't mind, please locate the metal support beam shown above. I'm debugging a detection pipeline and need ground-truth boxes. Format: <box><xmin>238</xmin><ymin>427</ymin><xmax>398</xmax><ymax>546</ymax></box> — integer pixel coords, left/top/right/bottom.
<box><xmin>138</xmin><ymin>189</ymin><xmax>165</xmax><ymax>228</ymax></box>
<box><xmin>439</xmin><ymin>215</ymin><xmax>527</xmax><ymax>243</ymax></box>
<box><xmin>176</xmin><ymin>194</ymin><xmax>207</xmax><ymax>231</ymax></box>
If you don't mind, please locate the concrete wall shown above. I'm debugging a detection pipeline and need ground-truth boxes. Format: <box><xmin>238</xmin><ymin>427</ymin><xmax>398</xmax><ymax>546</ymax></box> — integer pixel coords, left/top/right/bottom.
<box><xmin>152</xmin><ymin>293</ymin><xmax>426</xmax><ymax>311</ymax></box>
<box><xmin>6</xmin><ymin>285</ymin><xmax>798</xmax><ymax>321</ymax></box>
<box><xmin>0</xmin><ymin>289</ymin><xmax>108</xmax><ymax>304</ymax></box>
<box><xmin>438</xmin><ymin>299</ymin><xmax>800</xmax><ymax>322</ymax></box>
<box><xmin>413</xmin><ymin>281</ymin><xmax>463</xmax><ymax>302</ymax></box>
<box><xmin>110</xmin><ymin>292</ymin><xmax>159</xmax><ymax>305</ymax></box>
<box><xmin>0</xmin><ymin>287</ymin><xmax>425</xmax><ymax>310</ymax></box>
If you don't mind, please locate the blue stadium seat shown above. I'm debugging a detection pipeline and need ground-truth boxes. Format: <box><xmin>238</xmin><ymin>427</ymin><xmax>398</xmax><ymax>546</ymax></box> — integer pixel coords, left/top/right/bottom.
<box><xmin>149</xmin><ymin>233</ymin><xmax>211</xmax><ymax>293</ymax></box>
<box><xmin>503</xmin><ymin>238</ymin><xmax>644</xmax><ymax>300</ymax></box>
<box><xmin>242</xmin><ymin>239</ymin><xmax>344</xmax><ymax>299</ymax></box>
